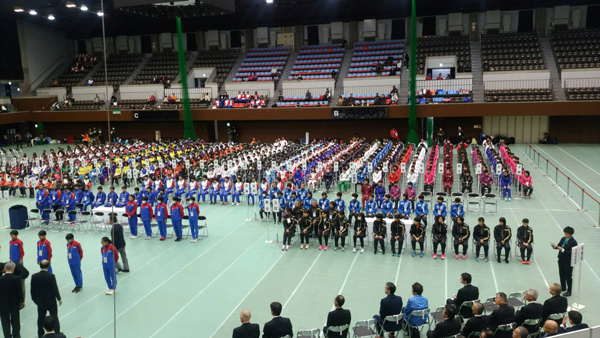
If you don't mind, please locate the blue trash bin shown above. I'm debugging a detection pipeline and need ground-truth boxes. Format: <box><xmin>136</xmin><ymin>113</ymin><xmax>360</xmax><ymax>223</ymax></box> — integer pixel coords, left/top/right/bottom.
<box><xmin>9</xmin><ymin>205</ymin><xmax>28</xmax><ymax>229</ymax></box>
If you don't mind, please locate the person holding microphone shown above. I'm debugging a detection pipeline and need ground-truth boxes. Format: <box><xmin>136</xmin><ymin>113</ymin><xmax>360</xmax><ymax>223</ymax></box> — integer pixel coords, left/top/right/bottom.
<box><xmin>551</xmin><ymin>227</ymin><xmax>577</xmax><ymax>297</ymax></box>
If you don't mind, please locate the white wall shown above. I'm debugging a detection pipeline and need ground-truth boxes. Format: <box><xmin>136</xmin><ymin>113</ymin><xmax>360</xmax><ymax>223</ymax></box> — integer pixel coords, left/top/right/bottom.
<box><xmin>483</xmin><ymin>70</ymin><xmax>550</xmax><ymax>82</ymax></box>
<box><xmin>343</xmin><ymin>76</ymin><xmax>400</xmax><ymax>88</ymax></box>
<box><xmin>560</xmin><ymin>69</ymin><xmax>600</xmax><ymax>87</ymax></box>
<box><xmin>282</xmin><ymin>79</ymin><xmax>334</xmax><ymax>90</ymax></box>
<box><xmin>19</xmin><ymin>22</ymin><xmax>73</xmax><ymax>85</ymax></box>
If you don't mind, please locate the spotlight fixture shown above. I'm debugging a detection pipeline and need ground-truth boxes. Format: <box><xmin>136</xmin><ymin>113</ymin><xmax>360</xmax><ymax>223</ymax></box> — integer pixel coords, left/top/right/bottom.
<box><xmin>14</xmin><ymin>7</ymin><xmax>24</xmax><ymax>12</ymax></box>
<box><xmin>29</xmin><ymin>10</ymin><xmax>37</xmax><ymax>15</ymax></box>
<box><xmin>66</xmin><ymin>2</ymin><xmax>77</xmax><ymax>7</ymax></box>
<box><xmin>266</xmin><ymin>0</ymin><xmax>273</xmax><ymax>3</ymax></box>
<box><xmin>81</xmin><ymin>5</ymin><xmax>88</xmax><ymax>11</ymax></box>
<box><xmin>97</xmin><ymin>11</ymin><xmax>104</xmax><ymax>16</ymax></box>
<box><xmin>48</xmin><ymin>14</ymin><xmax>55</xmax><ymax>20</ymax></box>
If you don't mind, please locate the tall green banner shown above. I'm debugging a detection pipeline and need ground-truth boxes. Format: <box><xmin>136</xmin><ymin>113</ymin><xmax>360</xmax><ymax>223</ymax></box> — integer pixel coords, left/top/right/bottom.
<box><xmin>406</xmin><ymin>0</ymin><xmax>418</xmax><ymax>145</ymax></box>
<box><xmin>176</xmin><ymin>17</ymin><xmax>197</xmax><ymax>140</ymax></box>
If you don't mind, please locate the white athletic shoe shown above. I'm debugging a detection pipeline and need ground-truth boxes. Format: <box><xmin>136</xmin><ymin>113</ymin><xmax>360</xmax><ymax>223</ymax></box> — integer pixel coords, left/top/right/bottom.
<box><xmin>191</xmin><ymin>239</ymin><xmax>197</xmax><ymax>243</ymax></box>
<box><xmin>105</xmin><ymin>289</ymin><xmax>114</xmax><ymax>295</ymax></box>
<box><xmin>360</xmin><ymin>248</ymin><xmax>365</xmax><ymax>253</ymax></box>
<box><xmin>282</xmin><ymin>245</ymin><xmax>286</xmax><ymax>251</ymax></box>
<box><xmin>286</xmin><ymin>245</ymin><xmax>290</xmax><ymax>250</ymax></box>
<box><xmin>353</xmin><ymin>247</ymin><xmax>357</xmax><ymax>253</ymax></box>
<box><xmin>232</xmin><ymin>202</ymin><xmax>235</xmax><ymax>206</ymax></box>
<box><xmin>145</xmin><ymin>237</ymin><xmax>151</xmax><ymax>240</ymax></box>
<box><xmin>130</xmin><ymin>235</ymin><xmax>137</xmax><ymax>239</ymax></box>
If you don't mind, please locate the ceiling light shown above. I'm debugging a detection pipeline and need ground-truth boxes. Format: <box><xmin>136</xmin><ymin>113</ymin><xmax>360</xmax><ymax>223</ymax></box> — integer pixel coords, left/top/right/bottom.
<box><xmin>81</xmin><ymin>5</ymin><xmax>88</xmax><ymax>11</ymax></box>
<box><xmin>66</xmin><ymin>2</ymin><xmax>76</xmax><ymax>7</ymax></box>
<box><xmin>97</xmin><ymin>11</ymin><xmax>104</xmax><ymax>16</ymax></box>
<box><xmin>48</xmin><ymin>14</ymin><xmax>55</xmax><ymax>20</ymax></box>
<box><xmin>14</xmin><ymin>7</ymin><xmax>24</xmax><ymax>12</ymax></box>
<box><xmin>29</xmin><ymin>10</ymin><xmax>37</xmax><ymax>15</ymax></box>
<box><xmin>266</xmin><ymin>0</ymin><xmax>273</xmax><ymax>3</ymax></box>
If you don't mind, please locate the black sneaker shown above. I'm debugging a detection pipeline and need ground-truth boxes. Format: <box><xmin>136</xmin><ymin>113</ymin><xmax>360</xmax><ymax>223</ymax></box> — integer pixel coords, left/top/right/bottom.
<box><xmin>497</xmin><ymin>259</ymin><xmax>501</xmax><ymax>263</ymax></box>
<box><xmin>504</xmin><ymin>259</ymin><xmax>510</xmax><ymax>264</ymax></box>
<box><xmin>72</xmin><ymin>287</ymin><xmax>78</xmax><ymax>293</ymax></box>
<box><xmin>75</xmin><ymin>287</ymin><xmax>82</xmax><ymax>293</ymax></box>
<box><xmin>175</xmin><ymin>238</ymin><xmax>182</xmax><ymax>242</ymax></box>
<box><xmin>122</xmin><ymin>270</ymin><xmax>130</xmax><ymax>273</ymax></box>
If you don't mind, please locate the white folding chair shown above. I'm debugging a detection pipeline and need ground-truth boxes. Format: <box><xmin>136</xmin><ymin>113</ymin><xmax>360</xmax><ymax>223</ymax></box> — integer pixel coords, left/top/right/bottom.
<box><xmin>404</xmin><ymin>309</ymin><xmax>430</xmax><ymax>334</ymax></box>
<box><xmin>494</xmin><ymin>322</ymin><xmax>516</xmax><ymax>336</ymax></box>
<box><xmin>507</xmin><ymin>291</ymin><xmax>526</xmax><ymax>309</ymax></box>
<box><xmin>352</xmin><ymin>318</ymin><xmax>376</xmax><ymax>338</ymax></box>
<box><xmin>378</xmin><ymin>314</ymin><xmax>403</xmax><ymax>338</ymax></box>
<box><xmin>466</xmin><ymin>193</ymin><xmax>480</xmax><ymax>213</ymax></box>
<box><xmin>297</xmin><ymin>328</ymin><xmax>320</xmax><ymax>338</ymax></box>
<box><xmin>522</xmin><ymin>318</ymin><xmax>542</xmax><ymax>338</ymax></box>
<box><xmin>483</xmin><ymin>193</ymin><xmax>497</xmax><ymax>214</ymax></box>
<box><xmin>325</xmin><ymin>324</ymin><xmax>349</xmax><ymax>338</ymax></box>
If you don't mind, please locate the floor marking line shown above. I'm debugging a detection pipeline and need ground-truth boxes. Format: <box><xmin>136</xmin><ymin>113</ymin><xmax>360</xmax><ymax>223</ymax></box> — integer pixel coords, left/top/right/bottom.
<box><xmin>324</xmin><ymin>253</ymin><xmax>360</xmax><ymax>326</ymax></box>
<box><xmin>489</xmin><ymin>258</ymin><xmax>499</xmax><ymax>293</ymax></box>
<box><xmin>555</xmin><ymin>145</ymin><xmax>600</xmax><ymax>177</ymax></box>
<box><xmin>148</xmin><ymin>222</ymin><xmax>270</xmax><ymax>338</ymax></box>
<box><xmin>282</xmin><ymin>250</ymin><xmax>323</xmax><ymax>309</ymax></box>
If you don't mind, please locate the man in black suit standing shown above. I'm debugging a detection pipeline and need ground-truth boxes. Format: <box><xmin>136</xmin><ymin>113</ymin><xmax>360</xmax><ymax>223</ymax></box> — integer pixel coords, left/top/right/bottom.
<box><xmin>558</xmin><ymin>311</ymin><xmax>588</xmax><ymax>333</ymax></box>
<box><xmin>373</xmin><ymin>282</ymin><xmax>403</xmax><ymax>337</ymax></box>
<box><xmin>462</xmin><ymin>302</ymin><xmax>490</xmax><ymax>338</ymax></box>
<box><xmin>31</xmin><ymin>260</ymin><xmax>62</xmax><ymax>338</ymax></box>
<box><xmin>41</xmin><ymin>316</ymin><xmax>66</xmax><ymax>338</ymax></box>
<box><xmin>515</xmin><ymin>289</ymin><xmax>543</xmax><ymax>333</ymax></box>
<box><xmin>0</xmin><ymin>262</ymin><xmax>24</xmax><ymax>338</ymax></box>
<box><xmin>447</xmin><ymin>273</ymin><xmax>479</xmax><ymax>319</ymax></box>
<box><xmin>324</xmin><ymin>295</ymin><xmax>352</xmax><ymax>338</ymax></box>
<box><xmin>541</xmin><ymin>284</ymin><xmax>567</xmax><ymax>325</ymax></box>
<box><xmin>552</xmin><ymin>226</ymin><xmax>577</xmax><ymax>296</ymax></box>
<box><xmin>488</xmin><ymin>292</ymin><xmax>515</xmax><ymax>338</ymax></box>
<box><xmin>262</xmin><ymin>302</ymin><xmax>293</xmax><ymax>338</ymax></box>
<box><xmin>233</xmin><ymin>310</ymin><xmax>260</xmax><ymax>338</ymax></box>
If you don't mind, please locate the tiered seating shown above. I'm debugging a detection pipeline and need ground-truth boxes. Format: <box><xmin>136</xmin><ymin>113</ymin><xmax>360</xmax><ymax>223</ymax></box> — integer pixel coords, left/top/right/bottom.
<box><xmin>551</xmin><ymin>28</ymin><xmax>600</xmax><ymax>70</ymax></box>
<box><xmin>193</xmin><ymin>50</ymin><xmax>239</xmax><ymax>87</ymax></box>
<box><xmin>565</xmin><ymin>86</ymin><xmax>600</xmax><ymax>100</ymax></box>
<box><xmin>46</xmin><ymin>54</ymin><xmax>98</xmax><ymax>87</ymax></box>
<box><xmin>417</xmin><ymin>36</ymin><xmax>471</xmax><ymax>74</ymax></box>
<box><xmin>415</xmin><ymin>89</ymin><xmax>473</xmax><ymax>104</ymax></box>
<box><xmin>338</xmin><ymin>93</ymin><xmax>394</xmax><ymax>106</ymax></box>
<box><xmin>233</xmin><ymin>47</ymin><xmax>291</xmax><ymax>82</ymax></box>
<box><xmin>134</xmin><ymin>52</ymin><xmax>191</xmax><ymax>84</ymax></box>
<box><xmin>288</xmin><ymin>44</ymin><xmax>343</xmax><ymax>80</ymax></box>
<box><xmin>276</xmin><ymin>94</ymin><xmax>330</xmax><ymax>107</ymax></box>
<box><xmin>484</xmin><ymin>88</ymin><xmax>554</xmax><ymax>102</ymax></box>
<box><xmin>481</xmin><ymin>32</ymin><xmax>546</xmax><ymax>71</ymax></box>
<box><xmin>91</xmin><ymin>54</ymin><xmax>144</xmax><ymax>86</ymax></box>
<box><xmin>346</xmin><ymin>40</ymin><xmax>403</xmax><ymax>78</ymax></box>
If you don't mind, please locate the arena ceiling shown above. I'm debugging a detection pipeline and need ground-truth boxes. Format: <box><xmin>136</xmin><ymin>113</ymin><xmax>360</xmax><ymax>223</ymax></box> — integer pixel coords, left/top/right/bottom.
<box><xmin>1</xmin><ymin>0</ymin><xmax>599</xmax><ymax>39</ymax></box>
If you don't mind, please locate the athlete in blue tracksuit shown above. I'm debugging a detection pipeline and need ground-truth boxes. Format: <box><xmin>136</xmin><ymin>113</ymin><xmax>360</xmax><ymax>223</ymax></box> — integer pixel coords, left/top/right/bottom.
<box><xmin>139</xmin><ymin>197</ymin><xmax>154</xmax><ymax>238</ymax></box>
<box><xmin>381</xmin><ymin>195</ymin><xmax>394</xmax><ymax>218</ymax></box>
<box><xmin>125</xmin><ymin>195</ymin><xmax>138</xmax><ymax>237</ymax></box>
<box><xmin>63</xmin><ymin>188</ymin><xmax>77</xmax><ymax>221</ymax></box>
<box><xmin>171</xmin><ymin>197</ymin><xmax>184</xmax><ymax>241</ymax></box>
<box><xmin>115</xmin><ymin>187</ymin><xmax>129</xmax><ymax>208</ymax></box>
<box><xmin>36</xmin><ymin>187</ymin><xmax>51</xmax><ymax>222</ymax></box>
<box><xmin>303</xmin><ymin>193</ymin><xmax>315</xmax><ymax>210</ymax></box>
<box><xmin>415</xmin><ymin>195</ymin><xmax>429</xmax><ymax>226</ymax></box>
<box><xmin>50</xmin><ymin>186</ymin><xmax>63</xmax><ymax>220</ymax></box>
<box><xmin>334</xmin><ymin>192</ymin><xmax>346</xmax><ymax>213</ymax></box>
<box><xmin>209</xmin><ymin>180</ymin><xmax>220</xmax><ymax>204</ymax></box>
<box><xmin>81</xmin><ymin>186</ymin><xmax>95</xmax><ymax>211</ymax></box>
<box><xmin>398</xmin><ymin>194</ymin><xmax>412</xmax><ymax>219</ymax></box>
<box><xmin>247</xmin><ymin>178</ymin><xmax>257</xmax><ymax>205</ymax></box>
<box><xmin>186</xmin><ymin>178</ymin><xmax>199</xmax><ymax>200</ymax></box>
<box><xmin>374</xmin><ymin>182</ymin><xmax>386</xmax><ymax>208</ymax></box>
<box><xmin>147</xmin><ymin>187</ymin><xmax>158</xmax><ymax>206</ymax></box>
<box><xmin>66</xmin><ymin>233</ymin><xmax>83</xmax><ymax>292</ymax></box>
<box><xmin>37</xmin><ymin>231</ymin><xmax>53</xmax><ymax>273</ymax></box>
<box><xmin>104</xmin><ymin>187</ymin><xmax>118</xmax><ymax>207</ymax></box>
<box><xmin>366</xmin><ymin>197</ymin><xmax>378</xmax><ymax>217</ymax></box>
<box><xmin>297</xmin><ymin>184</ymin><xmax>308</xmax><ymax>201</ymax></box>
<box><xmin>500</xmin><ymin>171</ymin><xmax>512</xmax><ymax>201</ymax></box>
<box><xmin>73</xmin><ymin>185</ymin><xmax>83</xmax><ymax>204</ymax></box>
<box><xmin>348</xmin><ymin>193</ymin><xmax>361</xmax><ymax>224</ymax></box>
<box><xmin>92</xmin><ymin>187</ymin><xmax>106</xmax><ymax>208</ymax></box>
<box><xmin>293</xmin><ymin>167</ymin><xmax>304</xmax><ymax>188</ymax></box>
<box><xmin>187</xmin><ymin>197</ymin><xmax>200</xmax><ymax>242</ymax></box>
<box><xmin>220</xmin><ymin>178</ymin><xmax>232</xmax><ymax>204</ymax></box>
<box><xmin>101</xmin><ymin>237</ymin><xmax>118</xmax><ymax>294</ymax></box>
<box><xmin>155</xmin><ymin>197</ymin><xmax>168</xmax><ymax>240</ymax></box>
<box><xmin>450</xmin><ymin>198</ymin><xmax>464</xmax><ymax>222</ymax></box>
<box><xmin>433</xmin><ymin>197</ymin><xmax>447</xmax><ymax>218</ymax></box>
<box><xmin>133</xmin><ymin>188</ymin><xmax>143</xmax><ymax>206</ymax></box>
<box><xmin>232</xmin><ymin>181</ymin><xmax>243</xmax><ymax>204</ymax></box>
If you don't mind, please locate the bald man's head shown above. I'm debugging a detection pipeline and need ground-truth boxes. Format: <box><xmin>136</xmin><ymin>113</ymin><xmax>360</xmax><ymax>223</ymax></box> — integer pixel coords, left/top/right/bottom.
<box><xmin>550</xmin><ymin>283</ymin><xmax>561</xmax><ymax>295</ymax></box>
<box><xmin>240</xmin><ymin>310</ymin><xmax>251</xmax><ymax>323</ymax></box>
<box><xmin>472</xmin><ymin>302</ymin><xmax>483</xmax><ymax>315</ymax></box>
<box><xmin>543</xmin><ymin>320</ymin><xmax>558</xmax><ymax>334</ymax></box>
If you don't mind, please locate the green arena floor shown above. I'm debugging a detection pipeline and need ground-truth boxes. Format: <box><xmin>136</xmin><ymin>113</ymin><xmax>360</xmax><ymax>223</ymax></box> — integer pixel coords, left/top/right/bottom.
<box><xmin>0</xmin><ymin>143</ymin><xmax>599</xmax><ymax>338</ymax></box>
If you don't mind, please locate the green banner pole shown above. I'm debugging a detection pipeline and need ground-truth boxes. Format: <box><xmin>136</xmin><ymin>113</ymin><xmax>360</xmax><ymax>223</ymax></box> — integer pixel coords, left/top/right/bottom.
<box><xmin>406</xmin><ymin>0</ymin><xmax>418</xmax><ymax>145</ymax></box>
<box><xmin>176</xmin><ymin>17</ymin><xmax>196</xmax><ymax>140</ymax></box>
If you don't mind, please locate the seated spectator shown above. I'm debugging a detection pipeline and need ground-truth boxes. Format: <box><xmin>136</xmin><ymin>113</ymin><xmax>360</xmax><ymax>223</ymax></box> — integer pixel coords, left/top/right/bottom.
<box><xmin>391</xmin><ymin>92</ymin><xmax>398</xmax><ymax>104</ymax></box>
<box><xmin>51</xmin><ymin>79</ymin><xmax>59</xmax><ymax>87</ymax></box>
<box><xmin>389</xmin><ymin>66</ymin><xmax>398</xmax><ymax>76</ymax></box>
<box><xmin>436</xmin><ymin>73</ymin><xmax>443</xmax><ymax>80</ymax></box>
<box><xmin>542</xmin><ymin>284</ymin><xmax>567</xmax><ymax>325</ymax></box>
<box><xmin>515</xmin><ymin>289</ymin><xmax>543</xmax><ymax>332</ymax></box>
<box><xmin>149</xmin><ymin>94</ymin><xmax>156</xmax><ymax>105</ymax></box>
<box><xmin>152</xmin><ymin>75</ymin><xmax>160</xmax><ymax>84</ymax></box>
<box><xmin>306</xmin><ymin>90</ymin><xmax>312</xmax><ymax>101</ymax></box>
<box><xmin>94</xmin><ymin>94</ymin><xmax>100</xmax><ymax>104</ymax></box>
<box><xmin>324</xmin><ymin>295</ymin><xmax>351</xmax><ymax>338</ymax></box>
<box><xmin>489</xmin><ymin>292</ymin><xmax>516</xmax><ymax>338</ymax></box>
<box><xmin>540</xmin><ymin>133</ymin><xmax>550</xmax><ymax>144</ymax></box>
<box><xmin>390</xmin><ymin>86</ymin><xmax>398</xmax><ymax>95</ymax></box>
<box><xmin>271</xmin><ymin>101</ymin><xmax>278</xmax><ymax>108</ymax></box>
<box><xmin>87</xmin><ymin>79</ymin><xmax>93</xmax><ymax>86</ymax></box>
<box><xmin>483</xmin><ymin>60</ymin><xmax>490</xmax><ymax>72</ymax></box>
<box><xmin>271</xmin><ymin>66</ymin><xmax>278</xmax><ymax>79</ymax></box>
<box><xmin>324</xmin><ymin>88</ymin><xmax>331</xmax><ymax>101</ymax></box>
<box><xmin>558</xmin><ymin>311</ymin><xmax>588</xmax><ymax>333</ymax></box>
<box><xmin>492</xmin><ymin>96</ymin><xmax>499</xmax><ymax>102</ymax></box>
<box><xmin>464</xmin><ymin>63</ymin><xmax>472</xmax><ymax>72</ymax></box>
<box><xmin>42</xmin><ymin>316</ymin><xmax>66</xmax><ymax>338</ymax></box>
<box><xmin>331</xmin><ymin>69</ymin><xmax>337</xmax><ymax>79</ymax></box>
<box><xmin>404</xmin><ymin>282</ymin><xmax>429</xmax><ymax>338</ymax></box>
<box><xmin>462</xmin><ymin>303</ymin><xmax>490</xmax><ymax>338</ymax></box>
<box><xmin>172</xmin><ymin>93</ymin><xmax>178</xmax><ymax>101</ymax></box>
<box><xmin>427</xmin><ymin>305</ymin><xmax>461</xmax><ymax>338</ymax></box>
<box><xmin>445</xmin><ymin>74</ymin><xmax>451</xmax><ymax>80</ymax></box>
<box><xmin>386</xmin><ymin>55</ymin><xmax>394</xmax><ymax>66</ymax></box>
<box><xmin>373</xmin><ymin>282</ymin><xmax>403</xmax><ymax>336</ymax></box>
<box><xmin>262</xmin><ymin>302</ymin><xmax>293</xmax><ymax>338</ymax></box>
<box><xmin>297</xmin><ymin>74</ymin><xmax>303</xmax><ymax>81</ymax></box>
<box><xmin>375</xmin><ymin>62</ymin><xmax>383</xmax><ymax>75</ymax></box>
<box><xmin>513</xmin><ymin>327</ymin><xmax>529</xmax><ymax>338</ymax></box>
<box><xmin>426</xmin><ymin>73</ymin><xmax>432</xmax><ymax>80</ymax></box>
<box><xmin>542</xmin><ymin>321</ymin><xmax>558</xmax><ymax>337</ymax></box>
<box><xmin>337</xmin><ymin>97</ymin><xmax>344</xmax><ymax>106</ymax></box>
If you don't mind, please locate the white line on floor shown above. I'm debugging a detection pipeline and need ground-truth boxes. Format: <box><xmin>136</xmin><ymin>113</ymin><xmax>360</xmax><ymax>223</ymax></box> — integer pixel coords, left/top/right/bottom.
<box><xmin>283</xmin><ymin>250</ymin><xmax>323</xmax><ymax>309</ymax></box>
<box><xmin>489</xmin><ymin>257</ymin><xmax>499</xmax><ymax>293</ymax></box>
<box><xmin>555</xmin><ymin>145</ymin><xmax>600</xmax><ymax>177</ymax></box>
<box><xmin>324</xmin><ymin>253</ymin><xmax>360</xmax><ymax>326</ymax></box>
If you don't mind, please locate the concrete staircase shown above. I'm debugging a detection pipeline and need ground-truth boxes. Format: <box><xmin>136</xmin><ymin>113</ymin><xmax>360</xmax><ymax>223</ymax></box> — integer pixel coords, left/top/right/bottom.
<box><xmin>78</xmin><ymin>62</ymin><xmax>103</xmax><ymax>86</ymax></box>
<box><xmin>275</xmin><ymin>51</ymin><xmax>298</xmax><ymax>94</ymax></box>
<box><xmin>540</xmin><ymin>38</ymin><xmax>566</xmax><ymax>101</ymax></box>
<box><xmin>399</xmin><ymin>66</ymin><xmax>410</xmax><ymax>104</ymax></box>
<box><xmin>174</xmin><ymin>51</ymin><xmax>198</xmax><ymax>84</ymax></box>
<box><xmin>126</xmin><ymin>53</ymin><xmax>152</xmax><ymax>84</ymax></box>
<box><xmin>225</xmin><ymin>53</ymin><xmax>247</xmax><ymax>84</ymax></box>
<box><xmin>36</xmin><ymin>60</ymin><xmax>72</xmax><ymax>91</ymax></box>
<box><xmin>470</xmin><ymin>42</ymin><xmax>485</xmax><ymax>103</ymax></box>
<box><xmin>331</xmin><ymin>49</ymin><xmax>354</xmax><ymax>104</ymax></box>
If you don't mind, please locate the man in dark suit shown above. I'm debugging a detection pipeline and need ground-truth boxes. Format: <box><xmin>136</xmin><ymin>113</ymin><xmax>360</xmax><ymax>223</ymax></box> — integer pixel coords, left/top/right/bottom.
<box><xmin>515</xmin><ymin>289</ymin><xmax>543</xmax><ymax>333</ymax></box>
<box><xmin>552</xmin><ymin>226</ymin><xmax>577</xmax><ymax>296</ymax></box>
<box><xmin>1</xmin><ymin>262</ymin><xmax>29</xmax><ymax>310</ymax></box>
<box><xmin>542</xmin><ymin>320</ymin><xmax>558</xmax><ymax>337</ymax></box>
<box><xmin>462</xmin><ymin>302</ymin><xmax>490</xmax><ymax>338</ymax></box>
<box><xmin>513</xmin><ymin>326</ymin><xmax>529</xmax><ymax>338</ymax></box>
<box><xmin>373</xmin><ymin>282</ymin><xmax>403</xmax><ymax>335</ymax></box>
<box><xmin>447</xmin><ymin>273</ymin><xmax>479</xmax><ymax>319</ymax></box>
<box><xmin>558</xmin><ymin>311</ymin><xmax>589</xmax><ymax>333</ymax></box>
<box><xmin>232</xmin><ymin>310</ymin><xmax>260</xmax><ymax>338</ymax></box>
<box><xmin>42</xmin><ymin>316</ymin><xmax>66</xmax><ymax>338</ymax></box>
<box><xmin>262</xmin><ymin>302</ymin><xmax>293</xmax><ymax>338</ymax></box>
<box><xmin>324</xmin><ymin>295</ymin><xmax>352</xmax><ymax>338</ymax></box>
<box><xmin>427</xmin><ymin>305</ymin><xmax>461</xmax><ymax>338</ymax></box>
<box><xmin>31</xmin><ymin>260</ymin><xmax>62</xmax><ymax>338</ymax></box>
<box><xmin>488</xmin><ymin>292</ymin><xmax>515</xmax><ymax>338</ymax></box>
<box><xmin>541</xmin><ymin>284</ymin><xmax>567</xmax><ymax>325</ymax></box>
<box><xmin>0</xmin><ymin>262</ymin><xmax>24</xmax><ymax>338</ymax></box>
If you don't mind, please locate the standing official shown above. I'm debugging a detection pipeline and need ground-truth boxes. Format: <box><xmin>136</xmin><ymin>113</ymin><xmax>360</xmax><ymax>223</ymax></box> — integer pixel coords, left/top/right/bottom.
<box><xmin>0</xmin><ymin>262</ymin><xmax>24</xmax><ymax>338</ymax></box>
<box><xmin>552</xmin><ymin>227</ymin><xmax>577</xmax><ymax>297</ymax></box>
<box><xmin>109</xmin><ymin>214</ymin><xmax>130</xmax><ymax>273</ymax></box>
<box><xmin>31</xmin><ymin>260</ymin><xmax>62</xmax><ymax>338</ymax></box>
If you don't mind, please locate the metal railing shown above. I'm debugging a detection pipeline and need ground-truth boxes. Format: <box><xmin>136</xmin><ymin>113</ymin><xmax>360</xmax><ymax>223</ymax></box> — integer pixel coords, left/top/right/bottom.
<box><xmin>484</xmin><ymin>79</ymin><xmax>552</xmax><ymax>91</ymax></box>
<box><xmin>63</xmin><ymin>93</ymin><xmax>106</xmax><ymax>102</ymax></box>
<box><xmin>170</xmin><ymin>87</ymin><xmax>212</xmax><ymax>100</ymax></box>
<box><xmin>120</xmin><ymin>92</ymin><xmax>155</xmax><ymax>101</ymax></box>
<box><xmin>342</xmin><ymin>85</ymin><xmax>396</xmax><ymax>95</ymax></box>
<box><xmin>563</xmin><ymin>78</ymin><xmax>600</xmax><ymax>89</ymax></box>
<box><xmin>282</xmin><ymin>87</ymin><xmax>332</xmax><ymax>97</ymax></box>
<box><xmin>224</xmin><ymin>89</ymin><xmax>271</xmax><ymax>99</ymax></box>
<box><xmin>414</xmin><ymin>78</ymin><xmax>473</xmax><ymax>92</ymax></box>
